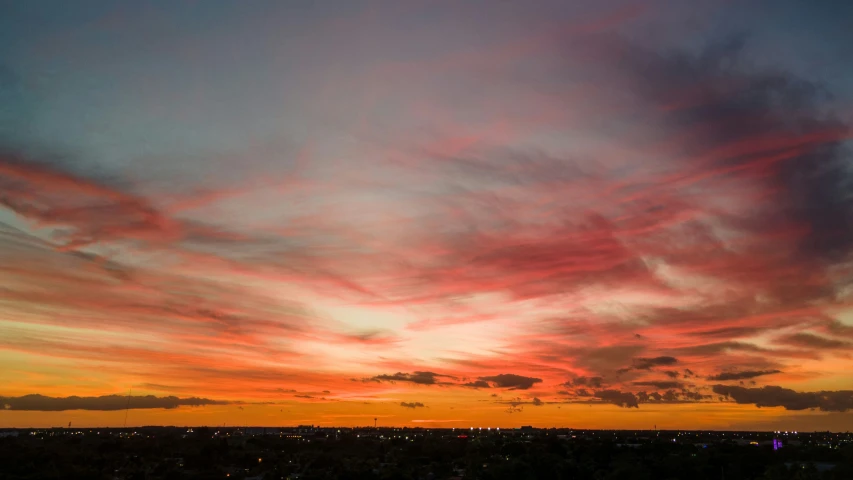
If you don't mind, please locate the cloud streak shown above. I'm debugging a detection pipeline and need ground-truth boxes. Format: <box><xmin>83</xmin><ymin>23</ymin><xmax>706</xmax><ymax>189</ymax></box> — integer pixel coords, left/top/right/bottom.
<box><xmin>1</xmin><ymin>394</ymin><xmax>225</xmax><ymax>411</ymax></box>
<box><xmin>713</xmin><ymin>385</ymin><xmax>853</xmax><ymax>412</ymax></box>
<box><xmin>708</xmin><ymin>370</ymin><xmax>782</xmax><ymax>381</ymax></box>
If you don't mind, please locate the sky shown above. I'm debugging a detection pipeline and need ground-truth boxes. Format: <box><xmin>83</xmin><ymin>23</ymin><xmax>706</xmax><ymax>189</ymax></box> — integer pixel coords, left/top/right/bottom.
<box><xmin>1</xmin><ymin>0</ymin><xmax>853</xmax><ymax>431</ymax></box>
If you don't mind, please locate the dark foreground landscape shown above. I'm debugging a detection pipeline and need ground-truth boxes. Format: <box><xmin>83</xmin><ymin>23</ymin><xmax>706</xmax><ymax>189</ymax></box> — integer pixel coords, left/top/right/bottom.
<box><xmin>1</xmin><ymin>427</ymin><xmax>851</xmax><ymax>480</ymax></box>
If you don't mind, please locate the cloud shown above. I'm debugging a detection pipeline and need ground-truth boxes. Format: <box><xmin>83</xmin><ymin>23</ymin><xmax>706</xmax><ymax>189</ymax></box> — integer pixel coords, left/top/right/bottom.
<box><xmin>367</xmin><ymin>371</ymin><xmax>455</xmax><ymax>385</ymax></box>
<box><xmin>708</xmin><ymin>370</ymin><xmax>781</xmax><ymax>381</ymax></box>
<box><xmin>630</xmin><ymin>356</ymin><xmax>678</xmax><ymax>370</ymax></box>
<box><xmin>776</xmin><ymin>333</ymin><xmax>852</xmax><ymax>350</ymax></box>
<box><xmin>632</xmin><ymin>381</ymin><xmax>683</xmax><ymax>389</ymax></box>
<box><xmin>567</xmin><ymin>376</ymin><xmax>604</xmax><ymax>388</ymax></box>
<box><xmin>400</xmin><ymin>402</ymin><xmax>426</xmax><ymax>409</ymax></box>
<box><xmin>713</xmin><ymin>385</ymin><xmax>853</xmax><ymax>412</ymax></box>
<box><xmin>0</xmin><ymin>394</ymin><xmax>226</xmax><ymax>411</ymax></box>
<box><xmin>531</xmin><ymin>397</ymin><xmax>543</xmax><ymax>406</ymax></box>
<box><xmin>479</xmin><ymin>374</ymin><xmax>543</xmax><ymax>390</ymax></box>
<box><xmin>335</xmin><ymin>330</ymin><xmax>402</xmax><ymax>346</ymax></box>
<box><xmin>0</xmin><ymin>152</ymin><xmax>252</xmax><ymax>252</ymax></box>
<box><xmin>461</xmin><ymin>380</ymin><xmax>491</xmax><ymax>389</ymax></box>
<box><xmin>594</xmin><ymin>390</ymin><xmax>639</xmax><ymax>408</ymax></box>
<box><xmin>2</xmin><ymin>5</ymin><xmax>853</xmax><ymax>426</ymax></box>
<box><xmin>611</xmin><ymin>33</ymin><xmax>853</xmax><ymax>264</ymax></box>
<box><xmin>827</xmin><ymin>321</ymin><xmax>853</xmax><ymax>339</ymax></box>
<box><xmin>681</xmin><ymin>391</ymin><xmax>709</xmax><ymax>401</ymax></box>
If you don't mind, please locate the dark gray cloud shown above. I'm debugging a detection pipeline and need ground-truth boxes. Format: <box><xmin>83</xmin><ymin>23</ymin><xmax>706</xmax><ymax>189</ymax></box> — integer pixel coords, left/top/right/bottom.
<box><xmin>479</xmin><ymin>374</ymin><xmax>542</xmax><ymax>390</ymax></box>
<box><xmin>579</xmin><ymin>387</ymin><xmax>711</xmax><ymax>407</ymax></box>
<box><xmin>713</xmin><ymin>385</ymin><xmax>853</xmax><ymax>412</ymax></box>
<box><xmin>610</xmin><ymin>33</ymin><xmax>853</xmax><ymax>264</ymax></box>
<box><xmin>681</xmin><ymin>391</ymin><xmax>709</xmax><ymax>401</ymax></box>
<box><xmin>494</xmin><ymin>396</ymin><xmax>543</xmax><ymax>407</ymax></box>
<box><xmin>631</xmin><ymin>356</ymin><xmax>678</xmax><ymax>370</ymax></box>
<box><xmin>663</xmin><ymin>370</ymin><xmax>680</xmax><ymax>379</ymax></box>
<box><xmin>461</xmin><ymin>380</ymin><xmax>491</xmax><ymax>389</ymax></box>
<box><xmin>594</xmin><ymin>390</ymin><xmax>639</xmax><ymax>408</ymax></box>
<box><xmin>367</xmin><ymin>371</ymin><xmax>455</xmax><ymax>385</ymax></box>
<box><xmin>0</xmin><ymin>394</ymin><xmax>225</xmax><ymax>411</ymax></box>
<box><xmin>708</xmin><ymin>370</ymin><xmax>781</xmax><ymax>381</ymax></box>
<box><xmin>400</xmin><ymin>402</ymin><xmax>426</xmax><ymax>409</ymax></box>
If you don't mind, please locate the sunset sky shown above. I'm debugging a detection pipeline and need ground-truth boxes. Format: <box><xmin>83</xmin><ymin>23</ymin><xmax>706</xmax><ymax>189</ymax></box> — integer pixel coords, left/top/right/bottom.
<box><xmin>2</xmin><ymin>0</ymin><xmax>853</xmax><ymax>431</ymax></box>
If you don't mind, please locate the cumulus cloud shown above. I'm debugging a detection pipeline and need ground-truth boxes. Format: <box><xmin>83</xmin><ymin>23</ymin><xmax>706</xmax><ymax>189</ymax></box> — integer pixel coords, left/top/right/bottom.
<box><xmin>0</xmin><ymin>394</ymin><xmax>225</xmax><ymax>411</ymax></box>
<box><xmin>479</xmin><ymin>374</ymin><xmax>543</xmax><ymax>390</ymax></box>
<box><xmin>713</xmin><ymin>385</ymin><xmax>853</xmax><ymax>412</ymax></box>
